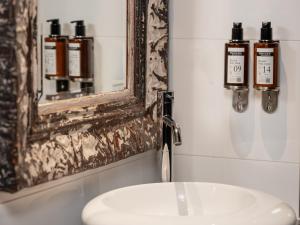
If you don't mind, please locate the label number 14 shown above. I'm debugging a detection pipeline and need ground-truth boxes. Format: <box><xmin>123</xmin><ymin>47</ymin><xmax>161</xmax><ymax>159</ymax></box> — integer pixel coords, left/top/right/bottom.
<box><xmin>264</xmin><ymin>66</ymin><xmax>271</xmax><ymax>74</ymax></box>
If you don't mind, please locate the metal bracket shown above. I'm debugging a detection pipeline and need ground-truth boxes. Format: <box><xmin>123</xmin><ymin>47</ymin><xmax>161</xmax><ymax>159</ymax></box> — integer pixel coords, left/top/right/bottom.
<box><xmin>262</xmin><ymin>88</ymin><xmax>280</xmax><ymax>114</ymax></box>
<box><xmin>232</xmin><ymin>88</ymin><xmax>249</xmax><ymax>113</ymax></box>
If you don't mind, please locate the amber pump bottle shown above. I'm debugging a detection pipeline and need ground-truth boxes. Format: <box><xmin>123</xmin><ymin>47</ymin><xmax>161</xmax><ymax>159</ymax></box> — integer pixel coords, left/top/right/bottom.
<box><xmin>69</xmin><ymin>20</ymin><xmax>94</xmax><ymax>86</ymax></box>
<box><xmin>44</xmin><ymin>19</ymin><xmax>69</xmax><ymax>93</ymax></box>
<box><xmin>224</xmin><ymin>23</ymin><xmax>249</xmax><ymax>90</ymax></box>
<box><xmin>254</xmin><ymin>22</ymin><xmax>279</xmax><ymax>90</ymax></box>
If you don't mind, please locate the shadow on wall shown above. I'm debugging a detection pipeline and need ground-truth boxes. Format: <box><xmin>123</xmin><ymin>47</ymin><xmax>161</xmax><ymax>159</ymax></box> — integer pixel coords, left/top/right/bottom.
<box><xmin>260</xmin><ymin>44</ymin><xmax>290</xmax><ymax>161</ymax></box>
<box><xmin>229</xmin><ymin>94</ymin><xmax>255</xmax><ymax>158</ymax></box>
<box><xmin>230</xmin><ymin>42</ymin><xmax>289</xmax><ymax>160</ymax></box>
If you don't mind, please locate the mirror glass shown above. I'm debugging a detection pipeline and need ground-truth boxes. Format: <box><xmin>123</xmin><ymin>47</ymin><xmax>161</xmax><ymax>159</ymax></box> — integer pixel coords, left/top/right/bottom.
<box><xmin>37</xmin><ymin>0</ymin><xmax>127</xmax><ymax>104</ymax></box>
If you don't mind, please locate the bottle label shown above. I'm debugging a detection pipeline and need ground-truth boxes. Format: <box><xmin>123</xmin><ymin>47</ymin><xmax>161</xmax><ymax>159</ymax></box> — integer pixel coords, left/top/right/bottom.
<box><xmin>69</xmin><ymin>43</ymin><xmax>81</xmax><ymax>77</ymax></box>
<box><xmin>227</xmin><ymin>47</ymin><xmax>245</xmax><ymax>84</ymax></box>
<box><xmin>256</xmin><ymin>48</ymin><xmax>274</xmax><ymax>85</ymax></box>
<box><xmin>44</xmin><ymin>42</ymin><xmax>57</xmax><ymax>75</ymax></box>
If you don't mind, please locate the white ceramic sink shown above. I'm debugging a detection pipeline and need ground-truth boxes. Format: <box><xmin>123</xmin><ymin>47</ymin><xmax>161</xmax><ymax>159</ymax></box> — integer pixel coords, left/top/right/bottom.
<box><xmin>82</xmin><ymin>182</ymin><xmax>297</xmax><ymax>225</ymax></box>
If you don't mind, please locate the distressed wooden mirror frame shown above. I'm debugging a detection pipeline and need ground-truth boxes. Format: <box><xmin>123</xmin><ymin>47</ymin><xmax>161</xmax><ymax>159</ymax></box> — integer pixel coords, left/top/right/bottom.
<box><xmin>0</xmin><ymin>0</ymin><xmax>168</xmax><ymax>192</ymax></box>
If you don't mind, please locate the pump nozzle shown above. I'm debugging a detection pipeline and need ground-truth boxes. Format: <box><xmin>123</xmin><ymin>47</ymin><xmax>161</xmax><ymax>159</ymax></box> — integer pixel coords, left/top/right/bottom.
<box><xmin>47</xmin><ymin>19</ymin><xmax>59</xmax><ymax>24</ymax></box>
<box><xmin>46</xmin><ymin>19</ymin><xmax>61</xmax><ymax>36</ymax></box>
<box><xmin>232</xmin><ymin>22</ymin><xmax>243</xmax><ymax>41</ymax></box>
<box><xmin>261</xmin><ymin>21</ymin><xmax>273</xmax><ymax>41</ymax></box>
<box><xmin>71</xmin><ymin>20</ymin><xmax>86</xmax><ymax>37</ymax></box>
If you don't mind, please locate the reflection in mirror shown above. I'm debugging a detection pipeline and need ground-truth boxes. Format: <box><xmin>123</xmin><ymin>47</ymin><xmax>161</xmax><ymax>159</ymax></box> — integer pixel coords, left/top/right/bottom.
<box><xmin>37</xmin><ymin>0</ymin><xmax>127</xmax><ymax>104</ymax></box>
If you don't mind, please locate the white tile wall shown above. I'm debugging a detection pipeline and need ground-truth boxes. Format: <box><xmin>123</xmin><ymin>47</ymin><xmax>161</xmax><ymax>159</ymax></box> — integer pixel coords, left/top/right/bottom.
<box><xmin>0</xmin><ymin>151</ymin><xmax>160</xmax><ymax>225</ymax></box>
<box><xmin>169</xmin><ymin>0</ymin><xmax>300</xmax><ymax>216</ymax></box>
<box><xmin>170</xmin><ymin>0</ymin><xmax>300</xmax><ymax>41</ymax></box>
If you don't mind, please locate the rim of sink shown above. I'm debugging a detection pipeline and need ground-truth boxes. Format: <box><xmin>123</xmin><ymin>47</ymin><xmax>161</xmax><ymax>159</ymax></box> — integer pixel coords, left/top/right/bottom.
<box><xmin>82</xmin><ymin>182</ymin><xmax>297</xmax><ymax>225</ymax></box>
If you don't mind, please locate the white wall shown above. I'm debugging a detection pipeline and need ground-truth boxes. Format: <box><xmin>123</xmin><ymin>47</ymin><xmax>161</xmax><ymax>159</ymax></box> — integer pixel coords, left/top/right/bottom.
<box><xmin>0</xmin><ymin>151</ymin><xmax>160</xmax><ymax>225</ymax></box>
<box><xmin>170</xmin><ymin>0</ymin><xmax>300</xmax><ymax>216</ymax></box>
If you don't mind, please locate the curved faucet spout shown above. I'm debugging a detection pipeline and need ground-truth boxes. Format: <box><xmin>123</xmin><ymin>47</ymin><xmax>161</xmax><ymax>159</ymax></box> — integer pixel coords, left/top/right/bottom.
<box><xmin>163</xmin><ymin>115</ymin><xmax>182</xmax><ymax>146</ymax></box>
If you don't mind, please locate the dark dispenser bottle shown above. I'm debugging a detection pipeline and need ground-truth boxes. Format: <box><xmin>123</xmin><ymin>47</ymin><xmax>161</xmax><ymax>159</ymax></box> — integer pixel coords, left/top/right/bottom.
<box><xmin>44</xmin><ymin>19</ymin><xmax>69</xmax><ymax>100</ymax></box>
<box><xmin>44</xmin><ymin>19</ymin><xmax>69</xmax><ymax>81</ymax></box>
<box><xmin>69</xmin><ymin>20</ymin><xmax>94</xmax><ymax>87</ymax></box>
<box><xmin>254</xmin><ymin>22</ymin><xmax>279</xmax><ymax>90</ymax></box>
<box><xmin>224</xmin><ymin>23</ymin><xmax>249</xmax><ymax>90</ymax></box>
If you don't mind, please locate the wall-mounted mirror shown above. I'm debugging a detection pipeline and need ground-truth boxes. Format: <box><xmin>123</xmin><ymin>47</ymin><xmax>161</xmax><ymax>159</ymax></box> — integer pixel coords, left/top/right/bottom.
<box><xmin>0</xmin><ymin>0</ymin><xmax>168</xmax><ymax>192</ymax></box>
<box><xmin>38</xmin><ymin>0</ymin><xmax>127</xmax><ymax>104</ymax></box>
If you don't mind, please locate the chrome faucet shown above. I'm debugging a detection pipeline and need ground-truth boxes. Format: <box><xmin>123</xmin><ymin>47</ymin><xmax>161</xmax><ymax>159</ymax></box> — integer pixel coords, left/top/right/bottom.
<box><xmin>161</xmin><ymin>91</ymin><xmax>182</xmax><ymax>182</ymax></box>
<box><xmin>163</xmin><ymin>115</ymin><xmax>182</xmax><ymax>146</ymax></box>
<box><xmin>161</xmin><ymin>91</ymin><xmax>182</xmax><ymax>147</ymax></box>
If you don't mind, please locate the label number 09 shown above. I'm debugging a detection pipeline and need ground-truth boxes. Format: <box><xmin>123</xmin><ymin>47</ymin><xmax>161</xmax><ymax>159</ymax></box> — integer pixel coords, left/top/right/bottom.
<box><xmin>233</xmin><ymin>65</ymin><xmax>242</xmax><ymax>73</ymax></box>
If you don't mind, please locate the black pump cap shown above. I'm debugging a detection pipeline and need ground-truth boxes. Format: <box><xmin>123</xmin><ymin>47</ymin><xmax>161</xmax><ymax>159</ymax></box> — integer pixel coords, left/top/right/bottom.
<box><xmin>71</xmin><ymin>20</ymin><xmax>86</xmax><ymax>36</ymax></box>
<box><xmin>261</xmin><ymin>21</ymin><xmax>273</xmax><ymax>41</ymax></box>
<box><xmin>232</xmin><ymin>22</ymin><xmax>243</xmax><ymax>41</ymax></box>
<box><xmin>46</xmin><ymin>19</ymin><xmax>61</xmax><ymax>36</ymax></box>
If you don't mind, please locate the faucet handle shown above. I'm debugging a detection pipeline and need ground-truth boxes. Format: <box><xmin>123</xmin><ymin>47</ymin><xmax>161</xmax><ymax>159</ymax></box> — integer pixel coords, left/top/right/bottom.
<box><xmin>164</xmin><ymin>91</ymin><xmax>174</xmax><ymax>101</ymax></box>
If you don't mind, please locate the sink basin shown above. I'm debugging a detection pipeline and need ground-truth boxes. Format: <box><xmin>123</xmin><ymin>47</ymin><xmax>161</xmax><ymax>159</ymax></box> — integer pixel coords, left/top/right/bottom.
<box><xmin>82</xmin><ymin>182</ymin><xmax>297</xmax><ymax>225</ymax></box>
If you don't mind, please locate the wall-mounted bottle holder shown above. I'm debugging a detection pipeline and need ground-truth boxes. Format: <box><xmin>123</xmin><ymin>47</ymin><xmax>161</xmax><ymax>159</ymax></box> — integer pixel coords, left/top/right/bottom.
<box><xmin>226</xmin><ymin>86</ymin><xmax>249</xmax><ymax>113</ymax></box>
<box><xmin>255</xmin><ymin>87</ymin><xmax>279</xmax><ymax>114</ymax></box>
<box><xmin>45</xmin><ymin>79</ymin><xmax>70</xmax><ymax>101</ymax></box>
<box><xmin>41</xmin><ymin>72</ymin><xmax>95</xmax><ymax>101</ymax></box>
<box><xmin>44</xmin><ymin>78</ymin><xmax>95</xmax><ymax>101</ymax></box>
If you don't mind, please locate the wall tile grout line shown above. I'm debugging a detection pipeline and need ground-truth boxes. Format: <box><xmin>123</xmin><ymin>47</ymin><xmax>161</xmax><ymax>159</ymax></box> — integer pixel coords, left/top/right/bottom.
<box><xmin>170</xmin><ymin>37</ymin><xmax>300</xmax><ymax>42</ymax></box>
<box><xmin>174</xmin><ymin>153</ymin><xmax>299</xmax><ymax>165</ymax></box>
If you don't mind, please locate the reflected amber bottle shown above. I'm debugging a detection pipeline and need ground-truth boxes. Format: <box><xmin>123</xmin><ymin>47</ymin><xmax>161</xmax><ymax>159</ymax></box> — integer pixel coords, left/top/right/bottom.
<box><xmin>69</xmin><ymin>20</ymin><xmax>94</xmax><ymax>81</ymax></box>
<box><xmin>224</xmin><ymin>23</ymin><xmax>249</xmax><ymax>89</ymax></box>
<box><xmin>254</xmin><ymin>22</ymin><xmax>279</xmax><ymax>90</ymax></box>
<box><xmin>44</xmin><ymin>19</ymin><xmax>68</xmax><ymax>79</ymax></box>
